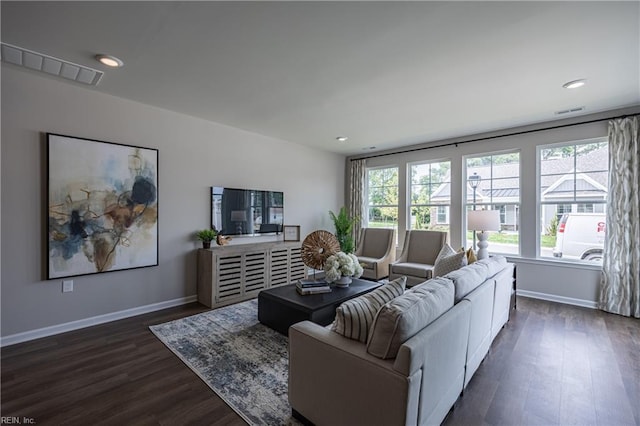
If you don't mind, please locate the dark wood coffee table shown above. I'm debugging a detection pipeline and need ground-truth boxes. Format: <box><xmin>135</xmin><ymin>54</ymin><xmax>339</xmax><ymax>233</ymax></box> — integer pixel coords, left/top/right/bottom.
<box><xmin>258</xmin><ymin>278</ymin><xmax>381</xmax><ymax>335</ymax></box>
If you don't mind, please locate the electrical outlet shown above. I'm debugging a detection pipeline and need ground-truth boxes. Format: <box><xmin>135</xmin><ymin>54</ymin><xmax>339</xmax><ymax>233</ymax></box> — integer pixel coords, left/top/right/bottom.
<box><xmin>62</xmin><ymin>280</ymin><xmax>73</xmax><ymax>293</ymax></box>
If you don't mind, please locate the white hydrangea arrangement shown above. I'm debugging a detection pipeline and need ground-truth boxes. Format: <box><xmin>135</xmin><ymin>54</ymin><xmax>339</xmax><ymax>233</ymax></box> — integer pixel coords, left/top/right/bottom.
<box><xmin>324</xmin><ymin>252</ymin><xmax>363</xmax><ymax>283</ymax></box>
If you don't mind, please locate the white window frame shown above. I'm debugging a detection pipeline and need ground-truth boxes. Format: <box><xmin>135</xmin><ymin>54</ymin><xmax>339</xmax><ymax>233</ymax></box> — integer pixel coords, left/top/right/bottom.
<box><xmin>408</xmin><ymin>159</ymin><xmax>451</xmax><ymax>234</ymax></box>
<box><xmin>463</xmin><ymin>149</ymin><xmax>521</xmax><ymax>255</ymax></box>
<box><xmin>536</xmin><ymin>137</ymin><xmax>608</xmax><ymax>262</ymax></box>
<box><xmin>365</xmin><ymin>166</ymin><xmax>399</xmax><ymax>231</ymax></box>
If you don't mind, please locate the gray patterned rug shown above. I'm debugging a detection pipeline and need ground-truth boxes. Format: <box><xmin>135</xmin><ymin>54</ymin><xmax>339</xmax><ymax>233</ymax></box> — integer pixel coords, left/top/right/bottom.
<box><xmin>149</xmin><ymin>299</ymin><xmax>293</xmax><ymax>425</ymax></box>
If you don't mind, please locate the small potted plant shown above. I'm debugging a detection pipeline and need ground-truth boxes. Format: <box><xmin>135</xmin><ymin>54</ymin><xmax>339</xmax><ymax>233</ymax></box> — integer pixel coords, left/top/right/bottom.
<box><xmin>196</xmin><ymin>228</ymin><xmax>218</xmax><ymax>249</ymax></box>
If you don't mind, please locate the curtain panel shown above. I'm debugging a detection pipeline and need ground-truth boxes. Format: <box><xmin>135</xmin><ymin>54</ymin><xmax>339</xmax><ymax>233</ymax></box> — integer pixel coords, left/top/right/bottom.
<box><xmin>348</xmin><ymin>159</ymin><xmax>366</xmax><ymax>250</ymax></box>
<box><xmin>599</xmin><ymin>115</ymin><xmax>640</xmax><ymax>318</ymax></box>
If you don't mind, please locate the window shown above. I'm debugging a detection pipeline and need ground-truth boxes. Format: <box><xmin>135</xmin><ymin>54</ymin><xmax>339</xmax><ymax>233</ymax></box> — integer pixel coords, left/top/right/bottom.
<box><xmin>496</xmin><ymin>204</ymin><xmax>506</xmax><ymax>224</ymax></box>
<box><xmin>539</xmin><ymin>139</ymin><xmax>608</xmax><ymax>263</ymax></box>
<box><xmin>577</xmin><ymin>203</ymin><xmax>594</xmax><ymax>213</ymax></box>
<box><xmin>465</xmin><ymin>152</ymin><xmax>520</xmax><ymax>255</ymax></box>
<box><xmin>409</xmin><ymin>161</ymin><xmax>451</xmax><ymax>236</ymax></box>
<box><xmin>437</xmin><ymin>206</ymin><xmax>448</xmax><ymax>224</ymax></box>
<box><xmin>556</xmin><ymin>203</ymin><xmax>572</xmax><ymax>220</ymax></box>
<box><xmin>366</xmin><ymin>167</ymin><xmax>398</xmax><ymax>233</ymax></box>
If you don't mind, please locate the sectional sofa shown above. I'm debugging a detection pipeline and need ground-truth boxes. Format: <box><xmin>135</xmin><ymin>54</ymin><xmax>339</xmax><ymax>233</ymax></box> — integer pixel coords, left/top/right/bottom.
<box><xmin>288</xmin><ymin>256</ymin><xmax>515</xmax><ymax>425</ymax></box>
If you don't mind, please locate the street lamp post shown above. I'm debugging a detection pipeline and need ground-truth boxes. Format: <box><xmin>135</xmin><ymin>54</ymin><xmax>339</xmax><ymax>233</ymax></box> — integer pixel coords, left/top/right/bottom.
<box><xmin>468</xmin><ymin>172</ymin><xmax>481</xmax><ymax>250</ymax></box>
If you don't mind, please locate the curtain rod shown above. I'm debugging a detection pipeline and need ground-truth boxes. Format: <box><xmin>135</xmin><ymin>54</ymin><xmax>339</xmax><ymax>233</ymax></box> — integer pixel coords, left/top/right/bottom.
<box><xmin>350</xmin><ymin>113</ymin><xmax>634</xmax><ymax>162</ymax></box>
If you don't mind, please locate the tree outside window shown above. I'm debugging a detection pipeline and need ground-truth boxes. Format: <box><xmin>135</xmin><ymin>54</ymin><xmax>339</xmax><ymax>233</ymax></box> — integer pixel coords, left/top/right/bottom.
<box><xmin>409</xmin><ymin>161</ymin><xmax>451</xmax><ymax>236</ymax></box>
<box><xmin>367</xmin><ymin>167</ymin><xmax>398</xmax><ymax>233</ymax></box>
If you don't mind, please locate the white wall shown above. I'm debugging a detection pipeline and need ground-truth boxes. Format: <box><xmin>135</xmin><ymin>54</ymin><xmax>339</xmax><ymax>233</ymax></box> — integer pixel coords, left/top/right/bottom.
<box><xmin>1</xmin><ymin>66</ymin><xmax>345</xmax><ymax>339</ymax></box>
<box><xmin>356</xmin><ymin>106</ymin><xmax>640</xmax><ymax>307</ymax></box>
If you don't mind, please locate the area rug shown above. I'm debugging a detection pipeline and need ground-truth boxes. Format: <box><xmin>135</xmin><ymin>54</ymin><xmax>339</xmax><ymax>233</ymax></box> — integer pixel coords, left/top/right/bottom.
<box><xmin>149</xmin><ymin>299</ymin><xmax>293</xmax><ymax>425</ymax></box>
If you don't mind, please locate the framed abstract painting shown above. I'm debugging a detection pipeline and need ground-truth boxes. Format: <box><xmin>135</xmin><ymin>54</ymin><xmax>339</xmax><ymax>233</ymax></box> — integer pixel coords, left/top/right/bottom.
<box><xmin>47</xmin><ymin>133</ymin><xmax>159</xmax><ymax>279</ymax></box>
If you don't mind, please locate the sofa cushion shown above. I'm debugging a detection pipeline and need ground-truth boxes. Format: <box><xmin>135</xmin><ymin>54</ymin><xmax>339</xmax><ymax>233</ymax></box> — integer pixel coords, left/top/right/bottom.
<box><xmin>357</xmin><ymin>256</ymin><xmax>377</xmax><ymax>270</ymax></box>
<box><xmin>477</xmin><ymin>255</ymin><xmax>507</xmax><ymax>277</ymax></box>
<box><xmin>331</xmin><ymin>276</ymin><xmax>406</xmax><ymax>343</ymax></box>
<box><xmin>390</xmin><ymin>262</ymin><xmax>433</xmax><ymax>278</ymax></box>
<box><xmin>433</xmin><ymin>244</ymin><xmax>467</xmax><ymax>277</ymax></box>
<box><xmin>366</xmin><ymin>277</ymin><xmax>454</xmax><ymax>359</ymax></box>
<box><xmin>444</xmin><ymin>262</ymin><xmax>489</xmax><ymax>302</ymax></box>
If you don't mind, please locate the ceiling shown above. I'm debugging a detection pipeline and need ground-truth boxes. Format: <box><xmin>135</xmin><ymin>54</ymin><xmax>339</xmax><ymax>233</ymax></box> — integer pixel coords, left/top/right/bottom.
<box><xmin>2</xmin><ymin>1</ymin><xmax>639</xmax><ymax>156</ymax></box>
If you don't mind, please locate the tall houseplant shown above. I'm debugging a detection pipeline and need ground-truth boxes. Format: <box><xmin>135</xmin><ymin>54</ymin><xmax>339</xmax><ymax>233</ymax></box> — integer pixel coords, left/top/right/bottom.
<box><xmin>329</xmin><ymin>207</ymin><xmax>359</xmax><ymax>254</ymax></box>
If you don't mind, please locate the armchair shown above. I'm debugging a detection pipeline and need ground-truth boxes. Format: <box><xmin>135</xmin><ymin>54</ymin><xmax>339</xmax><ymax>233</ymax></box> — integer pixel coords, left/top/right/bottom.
<box><xmin>389</xmin><ymin>230</ymin><xmax>448</xmax><ymax>287</ymax></box>
<box><xmin>354</xmin><ymin>228</ymin><xmax>396</xmax><ymax>280</ymax></box>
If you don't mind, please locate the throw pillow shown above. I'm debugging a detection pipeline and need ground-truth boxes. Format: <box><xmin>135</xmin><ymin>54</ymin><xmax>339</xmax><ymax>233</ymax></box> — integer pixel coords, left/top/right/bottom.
<box><xmin>433</xmin><ymin>244</ymin><xmax>468</xmax><ymax>277</ymax></box>
<box><xmin>331</xmin><ymin>276</ymin><xmax>406</xmax><ymax>343</ymax></box>
<box><xmin>458</xmin><ymin>247</ymin><xmax>477</xmax><ymax>264</ymax></box>
<box><xmin>466</xmin><ymin>247</ymin><xmax>478</xmax><ymax>264</ymax></box>
<box><xmin>366</xmin><ymin>277</ymin><xmax>455</xmax><ymax>359</ymax></box>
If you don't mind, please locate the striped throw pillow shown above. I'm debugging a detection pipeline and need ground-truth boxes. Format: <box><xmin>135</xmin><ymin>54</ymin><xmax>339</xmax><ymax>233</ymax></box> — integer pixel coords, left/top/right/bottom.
<box><xmin>331</xmin><ymin>276</ymin><xmax>406</xmax><ymax>343</ymax></box>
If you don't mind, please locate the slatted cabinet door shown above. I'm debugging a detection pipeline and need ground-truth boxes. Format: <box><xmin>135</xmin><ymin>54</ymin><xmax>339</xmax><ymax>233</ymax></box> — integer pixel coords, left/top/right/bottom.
<box><xmin>244</xmin><ymin>251</ymin><xmax>267</xmax><ymax>295</ymax></box>
<box><xmin>216</xmin><ymin>254</ymin><xmax>243</xmax><ymax>303</ymax></box>
<box><xmin>270</xmin><ymin>248</ymin><xmax>290</xmax><ymax>287</ymax></box>
<box><xmin>290</xmin><ymin>247</ymin><xmax>306</xmax><ymax>282</ymax></box>
<box><xmin>198</xmin><ymin>241</ymin><xmax>304</xmax><ymax>308</ymax></box>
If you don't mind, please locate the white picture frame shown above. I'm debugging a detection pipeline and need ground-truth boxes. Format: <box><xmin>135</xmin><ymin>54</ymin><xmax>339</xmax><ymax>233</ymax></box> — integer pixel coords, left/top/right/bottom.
<box><xmin>283</xmin><ymin>225</ymin><xmax>300</xmax><ymax>242</ymax></box>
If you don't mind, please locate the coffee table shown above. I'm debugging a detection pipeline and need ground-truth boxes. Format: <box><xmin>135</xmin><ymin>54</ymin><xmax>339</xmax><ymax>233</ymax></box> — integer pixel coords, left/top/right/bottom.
<box><xmin>258</xmin><ymin>278</ymin><xmax>381</xmax><ymax>335</ymax></box>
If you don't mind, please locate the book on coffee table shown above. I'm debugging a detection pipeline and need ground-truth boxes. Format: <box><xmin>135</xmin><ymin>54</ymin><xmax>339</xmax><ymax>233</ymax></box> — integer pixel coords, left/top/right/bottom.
<box><xmin>297</xmin><ymin>279</ymin><xmax>328</xmax><ymax>288</ymax></box>
<box><xmin>296</xmin><ymin>286</ymin><xmax>332</xmax><ymax>295</ymax></box>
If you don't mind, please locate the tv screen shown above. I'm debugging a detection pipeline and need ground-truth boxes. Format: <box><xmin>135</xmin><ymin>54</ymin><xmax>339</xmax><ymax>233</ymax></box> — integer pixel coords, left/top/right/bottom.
<box><xmin>211</xmin><ymin>187</ymin><xmax>284</xmax><ymax>236</ymax></box>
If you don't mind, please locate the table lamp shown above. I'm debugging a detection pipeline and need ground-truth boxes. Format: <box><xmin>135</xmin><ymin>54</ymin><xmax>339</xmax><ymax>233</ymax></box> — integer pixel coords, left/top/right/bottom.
<box><xmin>467</xmin><ymin>209</ymin><xmax>501</xmax><ymax>260</ymax></box>
<box><xmin>230</xmin><ymin>210</ymin><xmax>247</xmax><ymax>234</ymax></box>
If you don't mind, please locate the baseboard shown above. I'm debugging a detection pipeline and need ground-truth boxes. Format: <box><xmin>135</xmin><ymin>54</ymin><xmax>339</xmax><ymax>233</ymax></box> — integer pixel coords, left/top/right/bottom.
<box><xmin>517</xmin><ymin>290</ymin><xmax>597</xmax><ymax>309</ymax></box>
<box><xmin>0</xmin><ymin>295</ymin><xmax>198</xmax><ymax>347</ymax></box>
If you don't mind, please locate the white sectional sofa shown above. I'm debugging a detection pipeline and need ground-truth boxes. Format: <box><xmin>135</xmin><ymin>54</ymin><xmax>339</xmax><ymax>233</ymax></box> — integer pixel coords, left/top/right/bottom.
<box><xmin>288</xmin><ymin>256</ymin><xmax>515</xmax><ymax>426</ymax></box>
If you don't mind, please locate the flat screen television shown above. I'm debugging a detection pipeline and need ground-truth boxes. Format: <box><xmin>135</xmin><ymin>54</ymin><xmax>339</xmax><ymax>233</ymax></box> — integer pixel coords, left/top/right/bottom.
<box><xmin>211</xmin><ymin>186</ymin><xmax>284</xmax><ymax>236</ymax></box>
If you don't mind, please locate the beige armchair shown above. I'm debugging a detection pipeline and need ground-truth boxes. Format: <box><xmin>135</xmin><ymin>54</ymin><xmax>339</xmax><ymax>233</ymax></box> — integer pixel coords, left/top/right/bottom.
<box><xmin>389</xmin><ymin>230</ymin><xmax>448</xmax><ymax>287</ymax></box>
<box><xmin>354</xmin><ymin>228</ymin><xmax>396</xmax><ymax>280</ymax></box>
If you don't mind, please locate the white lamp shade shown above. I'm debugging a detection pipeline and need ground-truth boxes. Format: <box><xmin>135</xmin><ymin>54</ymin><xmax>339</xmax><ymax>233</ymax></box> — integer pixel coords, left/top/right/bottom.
<box><xmin>467</xmin><ymin>209</ymin><xmax>501</xmax><ymax>232</ymax></box>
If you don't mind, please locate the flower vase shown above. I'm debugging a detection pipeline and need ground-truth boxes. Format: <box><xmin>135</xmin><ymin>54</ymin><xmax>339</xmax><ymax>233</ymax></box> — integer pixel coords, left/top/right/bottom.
<box><xmin>334</xmin><ymin>276</ymin><xmax>352</xmax><ymax>287</ymax></box>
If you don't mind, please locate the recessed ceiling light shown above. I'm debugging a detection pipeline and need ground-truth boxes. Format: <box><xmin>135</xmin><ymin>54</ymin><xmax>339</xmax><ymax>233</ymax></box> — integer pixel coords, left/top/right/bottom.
<box><xmin>562</xmin><ymin>79</ymin><xmax>586</xmax><ymax>89</ymax></box>
<box><xmin>95</xmin><ymin>54</ymin><xmax>123</xmax><ymax>68</ymax></box>
<box><xmin>336</xmin><ymin>136</ymin><xmax>348</xmax><ymax>142</ymax></box>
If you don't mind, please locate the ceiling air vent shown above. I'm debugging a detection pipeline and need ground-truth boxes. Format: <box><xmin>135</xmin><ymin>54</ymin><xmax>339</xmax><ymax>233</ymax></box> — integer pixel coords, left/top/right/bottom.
<box><xmin>1</xmin><ymin>42</ymin><xmax>103</xmax><ymax>86</ymax></box>
<box><xmin>555</xmin><ymin>106</ymin><xmax>585</xmax><ymax>115</ymax></box>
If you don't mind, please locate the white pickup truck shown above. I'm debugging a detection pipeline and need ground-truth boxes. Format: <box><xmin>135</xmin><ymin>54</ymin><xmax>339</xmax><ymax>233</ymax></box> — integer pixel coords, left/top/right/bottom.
<box><xmin>552</xmin><ymin>213</ymin><xmax>606</xmax><ymax>262</ymax></box>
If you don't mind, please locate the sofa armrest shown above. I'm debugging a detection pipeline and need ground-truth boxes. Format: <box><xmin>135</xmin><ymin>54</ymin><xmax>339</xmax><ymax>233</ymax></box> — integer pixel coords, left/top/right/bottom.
<box><xmin>491</xmin><ymin>263</ymin><xmax>515</xmax><ymax>341</ymax></box>
<box><xmin>289</xmin><ymin>321</ymin><xmax>416</xmax><ymax>426</ymax></box>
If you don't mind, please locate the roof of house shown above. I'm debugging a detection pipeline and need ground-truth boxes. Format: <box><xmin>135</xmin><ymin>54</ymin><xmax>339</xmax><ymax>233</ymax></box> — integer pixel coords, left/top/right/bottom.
<box><xmin>428</xmin><ymin>146</ymin><xmax>608</xmax><ymax>204</ymax></box>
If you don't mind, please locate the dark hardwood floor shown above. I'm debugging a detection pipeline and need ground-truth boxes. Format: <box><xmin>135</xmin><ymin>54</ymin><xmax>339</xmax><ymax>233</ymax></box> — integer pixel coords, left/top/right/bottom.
<box><xmin>444</xmin><ymin>297</ymin><xmax>640</xmax><ymax>426</ymax></box>
<box><xmin>1</xmin><ymin>303</ymin><xmax>246</xmax><ymax>426</ymax></box>
<box><xmin>2</xmin><ymin>297</ymin><xmax>638</xmax><ymax>425</ymax></box>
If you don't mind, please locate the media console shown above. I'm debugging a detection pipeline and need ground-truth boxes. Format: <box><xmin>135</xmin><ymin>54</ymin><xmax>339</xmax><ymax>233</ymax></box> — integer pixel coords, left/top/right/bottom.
<box><xmin>197</xmin><ymin>241</ymin><xmax>305</xmax><ymax>308</ymax></box>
